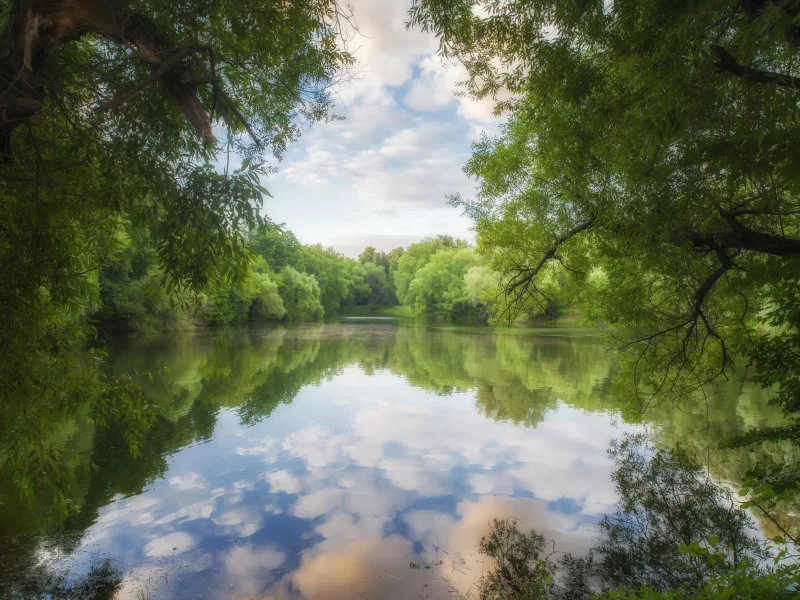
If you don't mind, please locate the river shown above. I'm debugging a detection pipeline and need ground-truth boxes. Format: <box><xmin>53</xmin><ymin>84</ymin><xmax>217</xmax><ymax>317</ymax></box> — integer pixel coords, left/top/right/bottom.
<box><xmin>0</xmin><ymin>319</ymin><xmax>788</xmax><ymax>599</ymax></box>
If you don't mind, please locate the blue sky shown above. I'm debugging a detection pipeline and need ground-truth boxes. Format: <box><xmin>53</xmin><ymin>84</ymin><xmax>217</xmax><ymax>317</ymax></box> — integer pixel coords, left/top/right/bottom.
<box><xmin>262</xmin><ymin>0</ymin><xmax>503</xmax><ymax>257</ymax></box>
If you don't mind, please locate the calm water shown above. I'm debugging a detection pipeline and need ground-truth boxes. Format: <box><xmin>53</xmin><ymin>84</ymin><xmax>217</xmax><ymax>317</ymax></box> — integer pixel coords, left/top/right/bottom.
<box><xmin>0</xmin><ymin>321</ymin><xmax>785</xmax><ymax>599</ymax></box>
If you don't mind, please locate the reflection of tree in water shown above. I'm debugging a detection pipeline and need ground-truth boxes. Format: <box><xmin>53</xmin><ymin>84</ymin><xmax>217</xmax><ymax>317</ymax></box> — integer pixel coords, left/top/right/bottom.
<box><xmin>3</xmin><ymin>558</ymin><xmax>122</xmax><ymax>600</ymax></box>
<box><xmin>646</xmin><ymin>376</ymin><xmax>799</xmax><ymax>537</ymax></box>
<box><xmin>386</xmin><ymin>329</ymin><xmax>615</xmax><ymax>427</ymax></box>
<box><xmin>0</xmin><ymin>324</ymin><xmax>792</xmax><ymax>595</ymax></box>
<box><xmin>472</xmin><ymin>435</ymin><xmax>792</xmax><ymax>600</ymax></box>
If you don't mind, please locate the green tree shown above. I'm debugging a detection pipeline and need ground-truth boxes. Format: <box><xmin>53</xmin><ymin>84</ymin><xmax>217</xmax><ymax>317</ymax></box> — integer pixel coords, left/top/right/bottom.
<box><xmin>96</xmin><ymin>227</ymin><xmax>196</xmax><ymax>330</ymax></box>
<box><xmin>250</xmin><ymin>227</ymin><xmax>305</xmax><ymax>272</ymax></box>
<box><xmin>409</xmin><ymin>0</ymin><xmax>800</xmax><ymax>502</ymax></box>
<box><xmin>301</xmin><ymin>244</ymin><xmax>361</xmax><ymax>315</ymax></box>
<box><xmin>358</xmin><ymin>246</ymin><xmax>380</xmax><ymax>266</ymax></box>
<box><xmin>394</xmin><ymin>235</ymin><xmax>467</xmax><ymax>304</ymax></box>
<box><xmin>277</xmin><ymin>266</ymin><xmax>324</xmax><ymax>320</ymax></box>
<box><xmin>249</xmin><ymin>262</ymin><xmax>287</xmax><ymax>321</ymax></box>
<box><xmin>359</xmin><ymin>245</ymin><xmax>404</xmax><ymax>279</ymax></box>
<box><xmin>359</xmin><ymin>261</ymin><xmax>397</xmax><ymax>305</ymax></box>
<box><xmin>406</xmin><ymin>246</ymin><xmax>481</xmax><ymax>319</ymax></box>
<box><xmin>0</xmin><ymin>0</ymin><xmax>353</xmax><ymax>509</ymax></box>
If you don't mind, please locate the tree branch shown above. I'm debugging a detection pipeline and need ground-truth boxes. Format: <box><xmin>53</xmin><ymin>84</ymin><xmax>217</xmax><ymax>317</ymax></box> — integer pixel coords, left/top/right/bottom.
<box><xmin>497</xmin><ymin>217</ymin><xmax>595</xmax><ymax>322</ymax></box>
<box><xmin>506</xmin><ymin>217</ymin><xmax>595</xmax><ymax>288</ymax></box>
<box><xmin>0</xmin><ymin>0</ymin><xmax>216</xmax><ymax>159</ymax></box>
<box><xmin>712</xmin><ymin>45</ymin><xmax>800</xmax><ymax>89</ymax></box>
<box><xmin>686</xmin><ymin>219</ymin><xmax>800</xmax><ymax>256</ymax></box>
<box><xmin>193</xmin><ymin>54</ymin><xmax>262</xmax><ymax>147</ymax></box>
<box><xmin>95</xmin><ymin>46</ymin><xmax>192</xmax><ymax>110</ymax></box>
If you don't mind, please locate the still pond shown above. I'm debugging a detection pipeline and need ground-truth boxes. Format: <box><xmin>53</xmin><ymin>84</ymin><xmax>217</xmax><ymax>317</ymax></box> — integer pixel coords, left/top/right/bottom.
<box><xmin>0</xmin><ymin>319</ymin><xmax>782</xmax><ymax>599</ymax></box>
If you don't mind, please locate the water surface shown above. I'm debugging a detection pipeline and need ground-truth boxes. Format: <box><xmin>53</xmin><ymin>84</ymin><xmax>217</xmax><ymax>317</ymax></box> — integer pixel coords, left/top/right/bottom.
<box><xmin>0</xmin><ymin>322</ymin><xmax>783</xmax><ymax>599</ymax></box>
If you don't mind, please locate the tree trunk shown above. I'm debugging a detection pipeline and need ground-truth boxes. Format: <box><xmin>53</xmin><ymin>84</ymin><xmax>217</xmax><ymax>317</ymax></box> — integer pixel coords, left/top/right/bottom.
<box><xmin>0</xmin><ymin>0</ymin><xmax>213</xmax><ymax>160</ymax></box>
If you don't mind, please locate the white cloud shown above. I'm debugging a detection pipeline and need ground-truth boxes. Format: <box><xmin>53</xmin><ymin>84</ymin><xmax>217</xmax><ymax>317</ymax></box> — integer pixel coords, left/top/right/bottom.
<box><xmin>293</xmin><ymin>489</ymin><xmax>347</xmax><ymax>519</ymax></box>
<box><xmin>224</xmin><ymin>544</ymin><xmax>286</xmax><ymax>599</ymax></box>
<box><xmin>267</xmin><ymin>536</ymin><xmax>451</xmax><ymax>600</ymax></box>
<box><xmin>153</xmin><ymin>497</ymin><xmax>217</xmax><ymax>525</ymax></box>
<box><xmin>212</xmin><ymin>506</ymin><xmax>263</xmax><ymax>537</ymax></box>
<box><xmin>263</xmin><ymin>0</ymin><xmax>495</xmax><ymax>254</ymax></box>
<box><xmin>225</xmin><ymin>544</ymin><xmax>285</xmax><ymax>576</ymax></box>
<box><xmin>404</xmin><ymin>54</ymin><xmax>504</xmax><ymax>123</ymax></box>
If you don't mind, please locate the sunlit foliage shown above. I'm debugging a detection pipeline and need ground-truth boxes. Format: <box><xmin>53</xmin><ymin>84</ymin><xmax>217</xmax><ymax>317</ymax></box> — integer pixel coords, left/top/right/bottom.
<box><xmin>0</xmin><ymin>0</ymin><xmax>354</xmax><ymax>514</ymax></box>
<box><xmin>409</xmin><ymin>0</ymin><xmax>800</xmax><ymax>511</ymax></box>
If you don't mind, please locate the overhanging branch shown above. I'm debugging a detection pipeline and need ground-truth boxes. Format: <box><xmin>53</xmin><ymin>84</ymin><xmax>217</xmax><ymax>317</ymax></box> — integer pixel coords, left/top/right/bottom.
<box><xmin>506</xmin><ymin>217</ymin><xmax>596</xmax><ymax>289</ymax></box>
<box><xmin>193</xmin><ymin>55</ymin><xmax>262</xmax><ymax>148</ymax></box>
<box><xmin>711</xmin><ymin>45</ymin><xmax>800</xmax><ymax>89</ymax></box>
<box><xmin>496</xmin><ymin>216</ymin><xmax>595</xmax><ymax>322</ymax></box>
<box><xmin>95</xmin><ymin>47</ymin><xmax>192</xmax><ymax>110</ymax></box>
<box><xmin>686</xmin><ymin>224</ymin><xmax>800</xmax><ymax>256</ymax></box>
<box><xmin>0</xmin><ymin>0</ymin><xmax>217</xmax><ymax>159</ymax></box>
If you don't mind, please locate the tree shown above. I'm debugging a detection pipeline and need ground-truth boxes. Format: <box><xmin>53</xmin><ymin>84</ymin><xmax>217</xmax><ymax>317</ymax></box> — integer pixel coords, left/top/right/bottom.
<box><xmin>250</xmin><ymin>271</ymin><xmax>286</xmax><ymax>321</ymax></box>
<box><xmin>409</xmin><ymin>0</ymin><xmax>800</xmax><ymax>498</ymax></box>
<box><xmin>0</xmin><ymin>0</ymin><xmax>353</xmax><ymax>510</ymax></box>
<box><xmin>301</xmin><ymin>244</ymin><xmax>361</xmax><ymax>315</ymax></box>
<box><xmin>359</xmin><ymin>261</ymin><xmax>397</xmax><ymax>305</ymax></box>
<box><xmin>406</xmin><ymin>246</ymin><xmax>480</xmax><ymax>319</ymax></box>
<box><xmin>250</xmin><ymin>227</ymin><xmax>305</xmax><ymax>272</ymax></box>
<box><xmin>359</xmin><ymin>245</ymin><xmax>405</xmax><ymax>280</ymax></box>
<box><xmin>358</xmin><ymin>246</ymin><xmax>380</xmax><ymax>266</ymax></box>
<box><xmin>394</xmin><ymin>235</ymin><xmax>466</xmax><ymax>304</ymax></box>
<box><xmin>276</xmin><ymin>266</ymin><xmax>323</xmax><ymax>320</ymax></box>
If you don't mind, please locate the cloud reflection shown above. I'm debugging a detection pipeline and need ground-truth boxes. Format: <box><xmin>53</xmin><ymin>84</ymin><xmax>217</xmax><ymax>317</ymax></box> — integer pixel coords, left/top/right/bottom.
<box><xmin>144</xmin><ymin>532</ymin><xmax>197</xmax><ymax>558</ymax></box>
<box><xmin>63</xmin><ymin>349</ymin><xmax>634</xmax><ymax>600</ymax></box>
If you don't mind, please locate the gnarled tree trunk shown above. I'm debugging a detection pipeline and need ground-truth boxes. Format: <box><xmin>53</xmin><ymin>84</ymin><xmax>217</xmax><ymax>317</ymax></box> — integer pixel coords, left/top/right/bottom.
<box><xmin>0</xmin><ymin>0</ymin><xmax>214</xmax><ymax>159</ymax></box>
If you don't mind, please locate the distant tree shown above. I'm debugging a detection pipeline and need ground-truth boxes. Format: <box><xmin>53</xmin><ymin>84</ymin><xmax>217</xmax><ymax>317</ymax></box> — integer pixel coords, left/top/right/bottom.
<box><xmin>359</xmin><ymin>247</ymin><xmax>380</xmax><ymax>265</ymax></box>
<box><xmin>277</xmin><ymin>266</ymin><xmax>324</xmax><ymax>321</ymax></box>
<box><xmin>359</xmin><ymin>262</ymin><xmax>397</xmax><ymax>305</ymax></box>
<box><xmin>301</xmin><ymin>244</ymin><xmax>363</xmax><ymax>314</ymax></box>
<box><xmin>359</xmin><ymin>245</ymin><xmax>404</xmax><ymax>280</ymax></box>
<box><xmin>394</xmin><ymin>236</ymin><xmax>467</xmax><ymax>304</ymax></box>
<box><xmin>406</xmin><ymin>247</ymin><xmax>480</xmax><ymax>319</ymax></box>
<box><xmin>249</xmin><ymin>260</ymin><xmax>287</xmax><ymax>321</ymax></box>
<box><xmin>250</xmin><ymin>228</ymin><xmax>306</xmax><ymax>272</ymax></box>
<box><xmin>387</xmin><ymin>247</ymin><xmax>405</xmax><ymax>274</ymax></box>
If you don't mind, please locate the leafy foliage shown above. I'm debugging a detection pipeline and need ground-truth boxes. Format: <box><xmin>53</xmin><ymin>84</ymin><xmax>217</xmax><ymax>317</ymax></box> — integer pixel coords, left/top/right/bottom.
<box><xmin>276</xmin><ymin>266</ymin><xmax>324</xmax><ymax>321</ymax></box>
<box><xmin>409</xmin><ymin>0</ymin><xmax>800</xmax><ymax>517</ymax></box>
<box><xmin>0</xmin><ymin>0</ymin><xmax>354</xmax><ymax>514</ymax></box>
<box><xmin>406</xmin><ymin>246</ymin><xmax>481</xmax><ymax>318</ymax></box>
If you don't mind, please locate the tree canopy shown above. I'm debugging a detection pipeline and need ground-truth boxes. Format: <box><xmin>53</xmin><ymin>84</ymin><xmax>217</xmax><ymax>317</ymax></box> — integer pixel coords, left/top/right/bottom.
<box><xmin>409</xmin><ymin>0</ymin><xmax>800</xmax><ymax>504</ymax></box>
<box><xmin>0</xmin><ymin>0</ymin><xmax>356</xmax><ymax>513</ymax></box>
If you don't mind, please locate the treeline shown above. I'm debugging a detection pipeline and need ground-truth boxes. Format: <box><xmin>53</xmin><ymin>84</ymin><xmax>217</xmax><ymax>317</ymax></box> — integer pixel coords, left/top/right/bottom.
<box><xmin>96</xmin><ymin>229</ymin><xmax>562</xmax><ymax>329</ymax></box>
<box><xmin>95</xmin><ymin>226</ymin><xmax>395</xmax><ymax>330</ymax></box>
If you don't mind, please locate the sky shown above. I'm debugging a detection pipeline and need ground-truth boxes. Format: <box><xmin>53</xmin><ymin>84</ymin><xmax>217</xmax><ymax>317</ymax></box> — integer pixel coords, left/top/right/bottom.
<box><xmin>263</xmin><ymin>0</ymin><xmax>503</xmax><ymax>258</ymax></box>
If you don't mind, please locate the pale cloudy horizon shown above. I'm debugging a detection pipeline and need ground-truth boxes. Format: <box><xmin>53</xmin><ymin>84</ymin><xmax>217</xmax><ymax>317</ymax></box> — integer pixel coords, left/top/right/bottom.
<box><xmin>262</xmin><ymin>0</ymin><xmax>503</xmax><ymax>258</ymax></box>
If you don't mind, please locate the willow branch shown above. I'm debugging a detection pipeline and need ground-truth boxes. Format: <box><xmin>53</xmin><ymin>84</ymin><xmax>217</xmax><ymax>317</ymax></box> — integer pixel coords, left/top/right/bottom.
<box><xmin>193</xmin><ymin>54</ymin><xmax>262</xmax><ymax>147</ymax></box>
<box><xmin>95</xmin><ymin>47</ymin><xmax>192</xmax><ymax>110</ymax></box>
<box><xmin>712</xmin><ymin>45</ymin><xmax>800</xmax><ymax>89</ymax></box>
